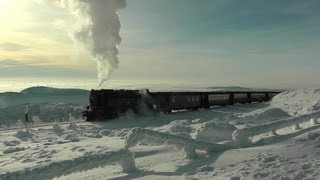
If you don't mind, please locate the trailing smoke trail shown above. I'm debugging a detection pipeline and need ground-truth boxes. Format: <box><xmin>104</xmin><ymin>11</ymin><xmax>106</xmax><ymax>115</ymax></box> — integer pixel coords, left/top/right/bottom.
<box><xmin>59</xmin><ymin>0</ymin><xmax>127</xmax><ymax>86</ymax></box>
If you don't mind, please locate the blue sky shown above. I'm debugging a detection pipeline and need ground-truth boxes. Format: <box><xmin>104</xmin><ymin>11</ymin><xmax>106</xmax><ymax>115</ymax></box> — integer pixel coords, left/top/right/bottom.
<box><xmin>0</xmin><ymin>0</ymin><xmax>320</xmax><ymax>89</ymax></box>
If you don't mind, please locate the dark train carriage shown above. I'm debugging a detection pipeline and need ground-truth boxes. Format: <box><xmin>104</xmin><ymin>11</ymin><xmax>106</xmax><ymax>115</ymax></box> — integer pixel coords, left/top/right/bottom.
<box><xmin>170</xmin><ymin>94</ymin><xmax>201</xmax><ymax>110</ymax></box>
<box><xmin>251</xmin><ymin>93</ymin><xmax>268</xmax><ymax>102</ymax></box>
<box><xmin>208</xmin><ymin>93</ymin><xmax>230</xmax><ymax>106</ymax></box>
<box><xmin>147</xmin><ymin>92</ymin><xmax>171</xmax><ymax>113</ymax></box>
<box><xmin>83</xmin><ymin>89</ymin><xmax>282</xmax><ymax>121</ymax></box>
<box><xmin>233</xmin><ymin>93</ymin><xmax>248</xmax><ymax>104</ymax></box>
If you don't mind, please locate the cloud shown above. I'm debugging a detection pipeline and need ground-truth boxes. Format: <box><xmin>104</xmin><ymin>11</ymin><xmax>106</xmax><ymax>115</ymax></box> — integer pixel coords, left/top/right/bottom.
<box><xmin>0</xmin><ymin>59</ymin><xmax>23</xmax><ymax>67</ymax></box>
<box><xmin>0</xmin><ymin>59</ymin><xmax>95</xmax><ymax>78</ymax></box>
<box><xmin>0</xmin><ymin>42</ymin><xmax>28</xmax><ymax>51</ymax></box>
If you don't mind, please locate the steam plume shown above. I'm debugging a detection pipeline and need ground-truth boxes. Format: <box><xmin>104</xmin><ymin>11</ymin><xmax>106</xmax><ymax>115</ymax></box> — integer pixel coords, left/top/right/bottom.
<box><xmin>59</xmin><ymin>0</ymin><xmax>127</xmax><ymax>86</ymax></box>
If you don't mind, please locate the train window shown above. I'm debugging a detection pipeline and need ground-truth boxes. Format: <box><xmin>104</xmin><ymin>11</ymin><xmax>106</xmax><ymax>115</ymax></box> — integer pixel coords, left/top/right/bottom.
<box><xmin>192</xmin><ymin>97</ymin><xmax>195</xmax><ymax>102</ymax></box>
<box><xmin>196</xmin><ymin>97</ymin><xmax>199</xmax><ymax>101</ymax></box>
<box><xmin>188</xmin><ymin>97</ymin><xmax>190</xmax><ymax>102</ymax></box>
<box><xmin>172</xmin><ymin>97</ymin><xmax>176</xmax><ymax>103</ymax></box>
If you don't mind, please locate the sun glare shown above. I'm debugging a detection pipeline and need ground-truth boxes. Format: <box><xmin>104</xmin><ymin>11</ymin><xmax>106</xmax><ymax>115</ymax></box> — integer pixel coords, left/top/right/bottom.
<box><xmin>0</xmin><ymin>0</ymin><xmax>10</xmax><ymax>6</ymax></box>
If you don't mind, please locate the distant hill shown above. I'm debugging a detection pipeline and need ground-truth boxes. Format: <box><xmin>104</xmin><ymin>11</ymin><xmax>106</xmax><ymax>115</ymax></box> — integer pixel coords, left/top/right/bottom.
<box><xmin>206</xmin><ymin>86</ymin><xmax>282</xmax><ymax>92</ymax></box>
<box><xmin>0</xmin><ymin>86</ymin><xmax>90</xmax><ymax>109</ymax></box>
<box><xmin>21</xmin><ymin>86</ymin><xmax>89</xmax><ymax>95</ymax></box>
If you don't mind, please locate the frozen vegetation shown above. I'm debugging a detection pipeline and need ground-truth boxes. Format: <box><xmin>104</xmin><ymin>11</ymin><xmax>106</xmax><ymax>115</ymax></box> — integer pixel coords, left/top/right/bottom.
<box><xmin>0</xmin><ymin>87</ymin><xmax>319</xmax><ymax>179</ymax></box>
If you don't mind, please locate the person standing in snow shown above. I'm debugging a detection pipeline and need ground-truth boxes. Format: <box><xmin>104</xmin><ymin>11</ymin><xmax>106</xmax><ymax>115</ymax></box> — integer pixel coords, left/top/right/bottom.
<box><xmin>24</xmin><ymin>105</ymin><xmax>29</xmax><ymax>131</ymax></box>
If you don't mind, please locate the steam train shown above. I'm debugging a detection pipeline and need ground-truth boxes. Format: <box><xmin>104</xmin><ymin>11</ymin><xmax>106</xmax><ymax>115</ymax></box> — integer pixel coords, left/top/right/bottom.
<box><xmin>82</xmin><ymin>89</ymin><xmax>281</xmax><ymax>121</ymax></box>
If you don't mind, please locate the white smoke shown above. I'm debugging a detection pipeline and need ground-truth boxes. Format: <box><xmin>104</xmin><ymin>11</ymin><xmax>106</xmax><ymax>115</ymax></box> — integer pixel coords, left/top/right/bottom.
<box><xmin>59</xmin><ymin>0</ymin><xmax>127</xmax><ymax>86</ymax></box>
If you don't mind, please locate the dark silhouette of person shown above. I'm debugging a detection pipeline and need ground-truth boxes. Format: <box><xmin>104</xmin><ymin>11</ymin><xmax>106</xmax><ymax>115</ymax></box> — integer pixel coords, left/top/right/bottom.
<box><xmin>24</xmin><ymin>105</ymin><xmax>29</xmax><ymax>122</ymax></box>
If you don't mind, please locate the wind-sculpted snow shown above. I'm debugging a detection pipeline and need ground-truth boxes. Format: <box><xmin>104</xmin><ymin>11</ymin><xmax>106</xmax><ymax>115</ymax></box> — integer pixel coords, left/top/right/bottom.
<box><xmin>232</xmin><ymin>111</ymin><xmax>320</xmax><ymax>147</ymax></box>
<box><xmin>125</xmin><ymin>128</ymin><xmax>235</xmax><ymax>158</ymax></box>
<box><xmin>0</xmin><ymin>149</ymin><xmax>135</xmax><ymax>180</ymax></box>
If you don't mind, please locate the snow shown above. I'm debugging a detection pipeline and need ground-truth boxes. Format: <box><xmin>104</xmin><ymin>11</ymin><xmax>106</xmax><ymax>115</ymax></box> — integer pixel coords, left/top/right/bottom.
<box><xmin>271</xmin><ymin>89</ymin><xmax>320</xmax><ymax>116</ymax></box>
<box><xmin>194</xmin><ymin>121</ymin><xmax>236</xmax><ymax>143</ymax></box>
<box><xmin>0</xmin><ymin>87</ymin><xmax>320</xmax><ymax>179</ymax></box>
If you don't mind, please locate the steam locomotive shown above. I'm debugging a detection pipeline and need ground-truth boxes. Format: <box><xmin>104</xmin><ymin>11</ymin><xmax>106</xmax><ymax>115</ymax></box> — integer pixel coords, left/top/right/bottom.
<box><xmin>82</xmin><ymin>89</ymin><xmax>281</xmax><ymax>121</ymax></box>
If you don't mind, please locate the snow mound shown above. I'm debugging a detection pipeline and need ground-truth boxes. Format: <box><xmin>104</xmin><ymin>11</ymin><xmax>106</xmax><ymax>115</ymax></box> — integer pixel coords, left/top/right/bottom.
<box><xmin>196</xmin><ymin>165</ymin><xmax>214</xmax><ymax>172</ymax></box>
<box><xmin>271</xmin><ymin>89</ymin><xmax>320</xmax><ymax>116</ymax></box>
<box><xmin>194</xmin><ymin>121</ymin><xmax>236</xmax><ymax>143</ymax></box>
<box><xmin>15</xmin><ymin>130</ymin><xmax>33</xmax><ymax>141</ymax></box>
<box><xmin>52</xmin><ymin>124</ymin><xmax>64</xmax><ymax>135</ymax></box>
<box><xmin>67</xmin><ymin>122</ymin><xmax>77</xmax><ymax>130</ymax></box>
<box><xmin>64</xmin><ymin>134</ymin><xmax>80</xmax><ymax>142</ymax></box>
<box><xmin>99</xmin><ymin>129</ymin><xmax>112</xmax><ymax>136</ymax></box>
<box><xmin>154</xmin><ymin>120</ymin><xmax>193</xmax><ymax>134</ymax></box>
<box><xmin>3</xmin><ymin>140</ymin><xmax>20</xmax><ymax>146</ymax></box>
<box><xmin>3</xmin><ymin>147</ymin><xmax>25</xmax><ymax>154</ymax></box>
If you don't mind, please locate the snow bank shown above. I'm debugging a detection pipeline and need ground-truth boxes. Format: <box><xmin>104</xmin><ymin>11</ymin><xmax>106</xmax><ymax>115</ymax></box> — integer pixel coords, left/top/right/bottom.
<box><xmin>125</xmin><ymin>128</ymin><xmax>235</xmax><ymax>158</ymax></box>
<box><xmin>0</xmin><ymin>149</ymin><xmax>135</xmax><ymax>180</ymax></box>
<box><xmin>271</xmin><ymin>89</ymin><xmax>320</xmax><ymax>116</ymax></box>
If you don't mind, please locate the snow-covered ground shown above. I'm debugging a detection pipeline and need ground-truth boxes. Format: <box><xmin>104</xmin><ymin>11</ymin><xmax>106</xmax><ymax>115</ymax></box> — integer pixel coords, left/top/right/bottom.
<box><xmin>0</xmin><ymin>87</ymin><xmax>320</xmax><ymax>179</ymax></box>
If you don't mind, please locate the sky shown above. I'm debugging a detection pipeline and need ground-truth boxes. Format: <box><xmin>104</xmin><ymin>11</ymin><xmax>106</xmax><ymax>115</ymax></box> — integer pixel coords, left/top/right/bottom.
<box><xmin>0</xmin><ymin>0</ymin><xmax>320</xmax><ymax>89</ymax></box>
